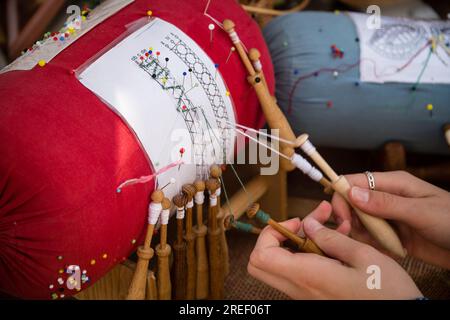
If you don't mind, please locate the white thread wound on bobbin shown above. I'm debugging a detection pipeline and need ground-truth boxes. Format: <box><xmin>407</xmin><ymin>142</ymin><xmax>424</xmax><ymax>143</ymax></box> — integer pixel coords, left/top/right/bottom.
<box><xmin>229</xmin><ymin>31</ymin><xmax>240</xmax><ymax>44</ymax></box>
<box><xmin>186</xmin><ymin>199</ymin><xmax>194</xmax><ymax>208</ymax></box>
<box><xmin>253</xmin><ymin>60</ymin><xmax>262</xmax><ymax>71</ymax></box>
<box><xmin>209</xmin><ymin>195</ymin><xmax>217</xmax><ymax>207</ymax></box>
<box><xmin>216</xmin><ymin>187</ymin><xmax>221</xmax><ymax>197</ymax></box>
<box><xmin>148</xmin><ymin>202</ymin><xmax>163</xmax><ymax>225</ymax></box>
<box><xmin>160</xmin><ymin>209</ymin><xmax>170</xmax><ymax>225</ymax></box>
<box><xmin>301</xmin><ymin>140</ymin><xmax>316</xmax><ymax>156</ymax></box>
<box><xmin>176</xmin><ymin>207</ymin><xmax>185</xmax><ymax>219</ymax></box>
<box><xmin>195</xmin><ymin>191</ymin><xmax>204</xmax><ymax>204</ymax></box>
<box><xmin>291</xmin><ymin>153</ymin><xmax>323</xmax><ymax>182</ymax></box>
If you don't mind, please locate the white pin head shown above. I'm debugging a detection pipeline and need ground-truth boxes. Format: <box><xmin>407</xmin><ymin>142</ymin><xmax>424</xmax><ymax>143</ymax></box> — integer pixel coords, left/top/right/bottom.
<box><xmin>208</xmin><ymin>23</ymin><xmax>215</xmax><ymax>31</ymax></box>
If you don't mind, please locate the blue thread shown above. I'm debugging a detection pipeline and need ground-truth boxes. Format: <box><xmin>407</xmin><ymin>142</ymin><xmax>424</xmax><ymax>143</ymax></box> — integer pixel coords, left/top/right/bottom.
<box><xmin>234</xmin><ymin>221</ymin><xmax>253</xmax><ymax>233</ymax></box>
<box><xmin>256</xmin><ymin>210</ymin><xmax>270</xmax><ymax>223</ymax></box>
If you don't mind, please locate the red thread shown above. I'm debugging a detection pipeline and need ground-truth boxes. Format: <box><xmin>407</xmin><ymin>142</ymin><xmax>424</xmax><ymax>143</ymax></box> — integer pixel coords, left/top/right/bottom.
<box><xmin>116</xmin><ymin>159</ymin><xmax>183</xmax><ymax>191</ymax></box>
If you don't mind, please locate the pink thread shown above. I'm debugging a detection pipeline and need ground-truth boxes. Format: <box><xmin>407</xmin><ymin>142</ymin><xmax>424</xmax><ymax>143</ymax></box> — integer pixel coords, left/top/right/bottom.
<box><xmin>204</xmin><ymin>0</ymin><xmax>224</xmax><ymax>29</ymax></box>
<box><xmin>116</xmin><ymin>159</ymin><xmax>183</xmax><ymax>192</ymax></box>
<box><xmin>287</xmin><ymin>41</ymin><xmax>431</xmax><ymax>114</ymax></box>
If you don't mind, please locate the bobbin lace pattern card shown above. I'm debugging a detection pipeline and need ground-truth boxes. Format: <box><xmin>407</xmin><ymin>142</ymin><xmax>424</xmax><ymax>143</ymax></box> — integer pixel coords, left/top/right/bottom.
<box><xmin>76</xmin><ymin>17</ymin><xmax>236</xmax><ymax>199</ymax></box>
<box><xmin>348</xmin><ymin>12</ymin><xmax>450</xmax><ymax>84</ymax></box>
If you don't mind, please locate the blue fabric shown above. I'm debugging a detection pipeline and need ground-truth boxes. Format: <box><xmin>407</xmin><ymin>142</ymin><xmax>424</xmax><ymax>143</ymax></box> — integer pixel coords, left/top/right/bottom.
<box><xmin>263</xmin><ymin>11</ymin><xmax>450</xmax><ymax>155</ymax></box>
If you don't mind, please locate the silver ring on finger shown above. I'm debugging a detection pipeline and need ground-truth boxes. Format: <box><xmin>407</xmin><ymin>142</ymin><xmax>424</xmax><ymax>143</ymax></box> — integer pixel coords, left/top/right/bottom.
<box><xmin>364</xmin><ymin>171</ymin><xmax>376</xmax><ymax>190</ymax></box>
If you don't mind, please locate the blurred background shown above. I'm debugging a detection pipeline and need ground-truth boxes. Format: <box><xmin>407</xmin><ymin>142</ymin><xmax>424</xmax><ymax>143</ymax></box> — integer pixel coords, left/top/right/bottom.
<box><xmin>0</xmin><ymin>0</ymin><xmax>449</xmax><ymax>69</ymax></box>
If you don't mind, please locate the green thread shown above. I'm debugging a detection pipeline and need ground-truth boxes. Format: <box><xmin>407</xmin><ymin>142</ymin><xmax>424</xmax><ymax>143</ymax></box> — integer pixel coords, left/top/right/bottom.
<box><xmin>412</xmin><ymin>48</ymin><xmax>432</xmax><ymax>91</ymax></box>
<box><xmin>233</xmin><ymin>221</ymin><xmax>254</xmax><ymax>233</ymax></box>
<box><xmin>256</xmin><ymin>210</ymin><xmax>270</xmax><ymax>224</ymax></box>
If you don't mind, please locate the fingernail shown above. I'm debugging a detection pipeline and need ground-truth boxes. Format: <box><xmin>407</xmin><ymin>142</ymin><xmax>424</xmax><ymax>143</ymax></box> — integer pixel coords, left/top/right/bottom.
<box><xmin>304</xmin><ymin>218</ymin><xmax>323</xmax><ymax>235</ymax></box>
<box><xmin>351</xmin><ymin>186</ymin><xmax>369</xmax><ymax>203</ymax></box>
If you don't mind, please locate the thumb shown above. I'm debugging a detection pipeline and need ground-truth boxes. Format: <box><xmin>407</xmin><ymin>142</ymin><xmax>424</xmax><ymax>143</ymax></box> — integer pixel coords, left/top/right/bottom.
<box><xmin>349</xmin><ymin>186</ymin><xmax>423</xmax><ymax>225</ymax></box>
<box><xmin>304</xmin><ymin>217</ymin><xmax>376</xmax><ymax>267</ymax></box>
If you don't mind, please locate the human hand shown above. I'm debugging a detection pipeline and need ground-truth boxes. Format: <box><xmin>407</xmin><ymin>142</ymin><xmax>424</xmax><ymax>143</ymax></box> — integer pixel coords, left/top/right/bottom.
<box><xmin>247</xmin><ymin>201</ymin><xmax>422</xmax><ymax>299</ymax></box>
<box><xmin>332</xmin><ymin>171</ymin><xmax>450</xmax><ymax>269</ymax></box>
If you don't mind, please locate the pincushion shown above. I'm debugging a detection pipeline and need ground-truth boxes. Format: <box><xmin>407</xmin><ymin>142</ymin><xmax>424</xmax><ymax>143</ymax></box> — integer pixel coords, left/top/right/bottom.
<box><xmin>0</xmin><ymin>0</ymin><xmax>274</xmax><ymax>299</ymax></box>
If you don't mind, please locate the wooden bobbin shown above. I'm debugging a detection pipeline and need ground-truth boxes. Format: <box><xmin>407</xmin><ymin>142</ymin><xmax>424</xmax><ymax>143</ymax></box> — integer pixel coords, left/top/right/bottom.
<box><xmin>146</xmin><ymin>271</ymin><xmax>158</xmax><ymax>300</ymax></box>
<box><xmin>193</xmin><ymin>179</ymin><xmax>209</xmax><ymax>299</ymax></box>
<box><xmin>223</xmin><ymin>19</ymin><xmax>256</xmax><ymax>77</ymax></box>
<box><xmin>296</xmin><ymin>134</ymin><xmax>406</xmax><ymax>258</ymax></box>
<box><xmin>206</xmin><ymin>177</ymin><xmax>224</xmax><ymax>300</ymax></box>
<box><xmin>282</xmin><ymin>146</ymin><xmax>333</xmax><ymax>194</ymax></box>
<box><xmin>172</xmin><ymin>193</ymin><xmax>188</xmax><ymax>300</ymax></box>
<box><xmin>182</xmin><ymin>184</ymin><xmax>197</xmax><ymax>300</ymax></box>
<box><xmin>156</xmin><ymin>197</ymin><xmax>172</xmax><ymax>300</ymax></box>
<box><xmin>224</xmin><ymin>214</ymin><xmax>262</xmax><ymax>235</ymax></box>
<box><xmin>210</xmin><ymin>165</ymin><xmax>230</xmax><ymax>278</ymax></box>
<box><xmin>126</xmin><ymin>189</ymin><xmax>164</xmax><ymax>300</ymax></box>
<box><xmin>248</xmin><ymin>48</ymin><xmax>270</xmax><ymax>94</ymax></box>
<box><xmin>223</xmin><ymin>19</ymin><xmax>295</xmax><ymax>171</ymax></box>
<box><xmin>247</xmin><ymin>203</ymin><xmax>324</xmax><ymax>256</ymax></box>
<box><xmin>247</xmin><ymin>73</ymin><xmax>296</xmax><ymax>171</ymax></box>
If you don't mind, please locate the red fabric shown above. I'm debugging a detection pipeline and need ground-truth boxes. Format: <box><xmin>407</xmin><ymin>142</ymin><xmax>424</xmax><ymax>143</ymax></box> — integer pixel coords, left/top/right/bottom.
<box><xmin>0</xmin><ymin>0</ymin><xmax>274</xmax><ymax>299</ymax></box>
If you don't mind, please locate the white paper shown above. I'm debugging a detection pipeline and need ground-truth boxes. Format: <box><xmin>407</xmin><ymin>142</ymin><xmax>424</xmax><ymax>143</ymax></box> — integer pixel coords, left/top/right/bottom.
<box><xmin>78</xmin><ymin>18</ymin><xmax>236</xmax><ymax>199</ymax></box>
<box><xmin>1</xmin><ymin>0</ymin><xmax>134</xmax><ymax>73</ymax></box>
<box><xmin>349</xmin><ymin>12</ymin><xmax>450</xmax><ymax>84</ymax></box>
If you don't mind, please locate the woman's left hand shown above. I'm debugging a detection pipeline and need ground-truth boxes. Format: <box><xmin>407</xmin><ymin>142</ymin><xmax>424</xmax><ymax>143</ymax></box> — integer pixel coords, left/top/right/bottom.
<box><xmin>247</xmin><ymin>201</ymin><xmax>422</xmax><ymax>299</ymax></box>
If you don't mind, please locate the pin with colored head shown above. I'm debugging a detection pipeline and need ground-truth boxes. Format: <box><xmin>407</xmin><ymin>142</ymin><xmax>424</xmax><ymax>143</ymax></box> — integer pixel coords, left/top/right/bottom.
<box><xmin>165</xmin><ymin>57</ymin><xmax>169</xmax><ymax>68</ymax></box>
<box><xmin>188</xmin><ymin>68</ymin><xmax>193</xmax><ymax>86</ymax></box>
<box><xmin>209</xmin><ymin>23</ymin><xmax>215</xmax><ymax>46</ymax></box>
<box><xmin>225</xmin><ymin>47</ymin><xmax>236</xmax><ymax>64</ymax></box>
<box><xmin>426</xmin><ymin>103</ymin><xmax>433</xmax><ymax>117</ymax></box>
<box><xmin>214</xmin><ymin>63</ymin><xmax>219</xmax><ymax>79</ymax></box>
<box><xmin>161</xmin><ymin>177</ymin><xmax>176</xmax><ymax>190</ymax></box>
<box><xmin>182</xmin><ymin>71</ymin><xmax>187</xmax><ymax>87</ymax></box>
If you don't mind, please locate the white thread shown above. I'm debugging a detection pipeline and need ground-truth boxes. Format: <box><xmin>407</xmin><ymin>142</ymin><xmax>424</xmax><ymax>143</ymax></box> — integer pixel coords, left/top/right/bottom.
<box><xmin>148</xmin><ymin>202</ymin><xmax>163</xmax><ymax>225</ymax></box>
<box><xmin>195</xmin><ymin>191</ymin><xmax>204</xmax><ymax>204</ymax></box>
<box><xmin>291</xmin><ymin>153</ymin><xmax>323</xmax><ymax>182</ymax></box>
<box><xmin>253</xmin><ymin>60</ymin><xmax>262</xmax><ymax>71</ymax></box>
<box><xmin>216</xmin><ymin>187</ymin><xmax>221</xmax><ymax>197</ymax></box>
<box><xmin>210</xmin><ymin>196</ymin><xmax>217</xmax><ymax>207</ymax></box>
<box><xmin>301</xmin><ymin>140</ymin><xmax>316</xmax><ymax>156</ymax></box>
<box><xmin>160</xmin><ymin>209</ymin><xmax>170</xmax><ymax>225</ymax></box>
<box><xmin>229</xmin><ymin>31</ymin><xmax>240</xmax><ymax>44</ymax></box>
<box><xmin>176</xmin><ymin>207</ymin><xmax>185</xmax><ymax>219</ymax></box>
<box><xmin>186</xmin><ymin>199</ymin><xmax>194</xmax><ymax>208</ymax></box>
<box><xmin>227</xmin><ymin>121</ymin><xmax>296</xmax><ymax>146</ymax></box>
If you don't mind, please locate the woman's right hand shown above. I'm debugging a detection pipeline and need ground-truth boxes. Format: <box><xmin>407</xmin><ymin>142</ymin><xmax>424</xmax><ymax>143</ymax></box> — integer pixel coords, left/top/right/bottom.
<box><xmin>331</xmin><ymin>171</ymin><xmax>450</xmax><ymax>269</ymax></box>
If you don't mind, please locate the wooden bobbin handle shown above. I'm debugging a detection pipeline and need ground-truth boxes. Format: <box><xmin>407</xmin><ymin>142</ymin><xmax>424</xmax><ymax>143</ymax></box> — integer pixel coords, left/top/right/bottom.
<box><xmin>146</xmin><ymin>271</ymin><xmax>158</xmax><ymax>300</ymax></box>
<box><xmin>332</xmin><ymin>176</ymin><xmax>406</xmax><ymax>258</ymax></box>
<box><xmin>155</xmin><ymin>244</ymin><xmax>172</xmax><ymax>300</ymax></box>
<box><xmin>126</xmin><ymin>246</ymin><xmax>154</xmax><ymax>300</ymax></box>
<box><xmin>248</xmin><ymin>74</ymin><xmax>296</xmax><ymax>171</ymax></box>
<box><xmin>301</xmin><ymin>238</ymin><xmax>324</xmax><ymax>256</ymax></box>
<box><xmin>208</xmin><ymin>227</ymin><xmax>223</xmax><ymax>299</ymax></box>
<box><xmin>194</xmin><ymin>224</ymin><xmax>209</xmax><ymax>299</ymax></box>
<box><xmin>185</xmin><ymin>232</ymin><xmax>196</xmax><ymax>300</ymax></box>
<box><xmin>266</xmin><ymin>219</ymin><xmax>324</xmax><ymax>256</ymax></box>
<box><xmin>172</xmin><ymin>241</ymin><xmax>187</xmax><ymax>300</ymax></box>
